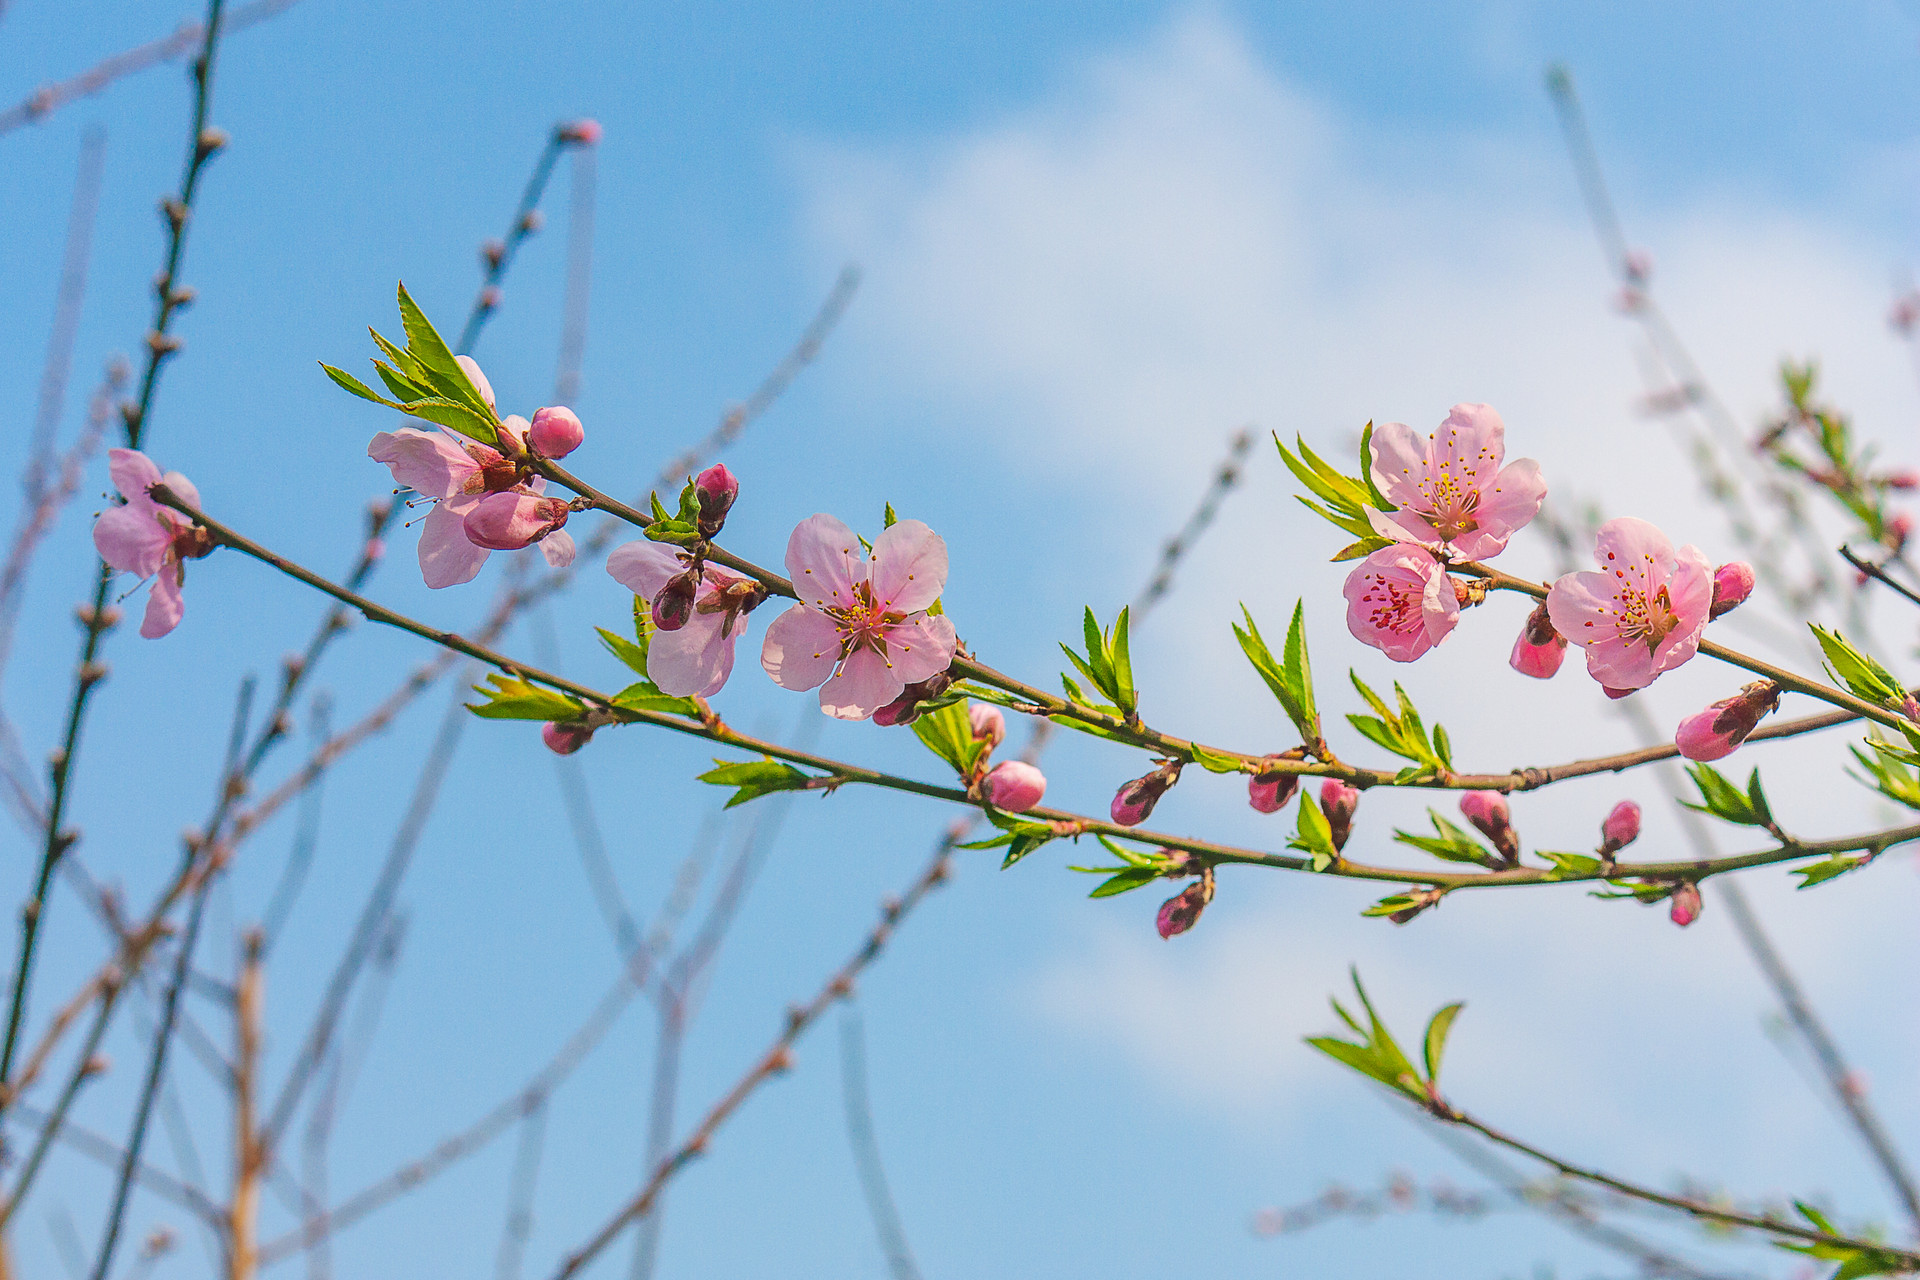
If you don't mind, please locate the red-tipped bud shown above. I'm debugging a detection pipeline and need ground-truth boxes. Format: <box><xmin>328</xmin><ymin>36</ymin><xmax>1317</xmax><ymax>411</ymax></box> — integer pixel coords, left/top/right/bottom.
<box><xmin>1603</xmin><ymin>686</ymin><xmax>1636</xmax><ymax>701</ymax></box>
<box><xmin>1669</xmin><ymin>882</ymin><xmax>1702</xmax><ymax>928</ymax></box>
<box><xmin>529</xmin><ymin>406</ymin><xmax>584</xmax><ymax>459</ymax></box>
<box><xmin>1458</xmin><ymin>790</ymin><xmax>1518</xmax><ymax>864</ymax></box>
<box><xmin>1709</xmin><ymin>562</ymin><xmax>1755</xmax><ymax>619</ymax></box>
<box><xmin>1248</xmin><ymin>766</ymin><xmax>1298</xmax><ymax>814</ymax></box>
<box><xmin>1884</xmin><ymin>469</ymin><xmax>1919</xmax><ymax>491</ymax></box>
<box><xmin>694</xmin><ymin>463</ymin><xmax>739</xmax><ymax>538</ymax></box>
<box><xmin>1320</xmin><ymin>779</ymin><xmax>1360</xmax><ymax>851</ymax></box>
<box><xmin>462</xmin><ymin>492</ymin><xmax>570</xmax><ymax>551</ymax></box>
<box><xmin>481</xmin><ymin>239</ymin><xmax>506</xmax><ymax>270</ymax></box>
<box><xmin>651</xmin><ymin>570</ymin><xmax>699</xmax><ymax>632</ymax></box>
<box><xmin>1155</xmin><ymin>872</ymin><xmax>1214</xmax><ymax>939</ymax></box>
<box><xmin>871</xmin><ymin>694</ymin><xmax>918</xmax><ymax>727</ymax></box>
<box><xmin>1674</xmin><ymin>680</ymin><xmax>1781</xmax><ymax>762</ymax></box>
<box><xmin>985</xmin><ymin>761</ymin><xmax>1046</xmax><ymax>812</ymax></box>
<box><xmin>542</xmin><ymin>722</ymin><xmax>593</xmax><ymax>755</ymax></box>
<box><xmin>1890</xmin><ymin>512</ymin><xmax>1914</xmax><ymax>554</ymax></box>
<box><xmin>559</xmin><ymin>119</ymin><xmax>603</xmax><ymax>146</ymax></box>
<box><xmin>968</xmin><ymin>703</ymin><xmax>1005</xmax><ymax>749</ymax></box>
<box><xmin>1509</xmin><ymin>603</ymin><xmax>1567</xmax><ymax>679</ymax></box>
<box><xmin>1111</xmin><ymin>762</ymin><xmax>1180</xmax><ymax>827</ymax></box>
<box><xmin>1600</xmin><ymin>800</ymin><xmax>1641</xmax><ymax>855</ymax></box>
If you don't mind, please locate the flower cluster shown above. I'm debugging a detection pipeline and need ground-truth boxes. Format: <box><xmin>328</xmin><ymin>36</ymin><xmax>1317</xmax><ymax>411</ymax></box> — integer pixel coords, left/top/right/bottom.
<box><xmin>92</xmin><ymin>449</ymin><xmax>215</xmax><ymax>638</ymax></box>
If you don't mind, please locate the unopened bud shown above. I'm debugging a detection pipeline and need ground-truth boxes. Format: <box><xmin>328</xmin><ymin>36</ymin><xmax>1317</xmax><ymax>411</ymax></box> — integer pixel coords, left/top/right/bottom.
<box><xmin>462</xmin><ymin>491</ymin><xmax>570</xmax><ymax>551</ymax></box>
<box><xmin>1247</xmin><ymin>764</ymin><xmax>1298</xmax><ymax>814</ymax></box>
<box><xmin>1603</xmin><ymin>685</ymin><xmax>1636</xmax><ymax>701</ymax></box>
<box><xmin>1883</xmin><ymin>469</ymin><xmax>1919</xmax><ymax>491</ymax></box>
<box><xmin>542</xmin><ymin>722</ymin><xmax>593</xmax><ymax>755</ymax></box>
<box><xmin>1458</xmin><ymin>790</ymin><xmax>1518</xmax><ymax>863</ymax></box>
<box><xmin>518</xmin><ymin>210</ymin><xmax>544</xmax><ymax>235</ymax></box>
<box><xmin>985</xmin><ymin>761</ymin><xmax>1046</xmax><ymax>812</ymax></box>
<box><xmin>693</xmin><ymin>463</ymin><xmax>739</xmax><ymax>538</ymax></box>
<box><xmin>871</xmin><ymin>693</ymin><xmax>919</xmax><ymax>727</ymax></box>
<box><xmin>1889</xmin><ymin>512</ymin><xmax>1914</xmax><ymax>554</ymax></box>
<box><xmin>968</xmin><ymin>703</ymin><xmax>1006</xmax><ymax>749</ymax></box>
<box><xmin>1674</xmin><ymin>680</ymin><xmax>1781</xmax><ymax>762</ymax></box>
<box><xmin>1156</xmin><ymin>866</ymin><xmax>1214</xmax><ymax>939</ymax></box>
<box><xmin>1111</xmin><ymin>762</ymin><xmax>1180</xmax><ymax>827</ymax></box>
<box><xmin>80</xmin><ymin>1054</ymin><xmax>109</xmax><ymax>1078</ymax></box>
<box><xmin>197</xmin><ymin>126</ymin><xmax>228</xmax><ymax>156</ymax></box>
<box><xmin>1508</xmin><ymin>603</ymin><xmax>1566</xmax><ymax>679</ymax></box>
<box><xmin>481</xmin><ymin>239</ymin><xmax>506</xmax><ymax>269</ymax></box>
<box><xmin>1320</xmin><ymin>779</ymin><xmax>1360</xmax><ymax>851</ymax></box>
<box><xmin>1709</xmin><ymin>562</ymin><xmax>1755</xmax><ymax>619</ymax></box>
<box><xmin>1600</xmin><ymin>800</ymin><xmax>1641</xmax><ymax>855</ymax></box>
<box><xmin>651</xmin><ymin>570</ymin><xmax>699</xmax><ymax>631</ymax></box>
<box><xmin>1669</xmin><ymin>882</ymin><xmax>1702</xmax><ymax>928</ymax></box>
<box><xmin>529</xmin><ymin>405</ymin><xmax>584</xmax><ymax>458</ymax></box>
<box><xmin>478</xmin><ymin>285</ymin><xmax>502</xmax><ymax>311</ymax></box>
<box><xmin>1622</xmin><ymin>248</ymin><xmax>1653</xmax><ymax>284</ymax></box>
<box><xmin>558</xmin><ymin>119</ymin><xmax>603</xmax><ymax>146</ymax></box>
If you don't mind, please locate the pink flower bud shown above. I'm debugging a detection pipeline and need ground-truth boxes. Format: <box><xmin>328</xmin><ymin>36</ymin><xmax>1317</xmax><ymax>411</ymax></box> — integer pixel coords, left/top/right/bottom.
<box><xmin>1603</xmin><ymin>686</ymin><xmax>1636</xmax><ymax>701</ymax></box>
<box><xmin>1248</xmin><ymin>767</ymin><xmax>1298</xmax><ymax>814</ymax></box>
<box><xmin>542</xmin><ymin>722</ymin><xmax>592</xmax><ymax>755</ymax></box>
<box><xmin>1890</xmin><ymin>512</ymin><xmax>1914</xmax><ymax>553</ymax></box>
<box><xmin>694</xmin><ymin>464</ymin><xmax>738</xmax><ymax>537</ymax></box>
<box><xmin>1674</xmin><ymin>680</ymin><xmax>1781</xmax><ymax>762</ymax></box>
<box><xmin>1669</xmin><ymin>882</ymin><xmax>1701</xmax><ymax>928</ymax></box>
<box><xmin>1709</xmin><ymin>562</ymin><xmax>1755</xmax><ymax>619</ymax></box>
<box><xmin>1155</xmin><ymin>874</ymin><xmax>1214</xmax><ymax>939</ymax></box>
<box><xmin>1508</xmin><ymin>602</ymin><xmax>1566</xmax><ymax>679</ymax></box>
<box><xmin>1600</xmin><ymin>800</ymin><xmax>1640</xmax><ymax>854</ymax></box>
<box><xmin>651</xmin><ymin>570</ymin><xmax>699</xmax><ymax>632</ymax></box>
<box><xmin>968</xmin><ymin>703</ymin><xmax>1005</xmax><ymax>749</ymax></box>
<box><xmin>1111</xmin><ymin>762</ymin><xmax>1180</xmax><ymax>827</ymax></box>
<box><xmin>481</xmin><ymin>239</ymin><xmax>506</xmax><ymax>269</ymax></box>
<box><xmin>559</xmin><ymin>119</ymin><xmax>603</xmax><ymax>146</ymax></box>
<box><xmin>1320</xmin><ymin>779</ymin><xmax>1360</xmax><ymax>851</ymax></box>
<box><xmin>871</xmin><ymin>694</ymin><xmax>918</xmax><ymax>727</ymax></box>
<box><xmin>1458</xmin><ymin>790</ymin><xmax>1518</xmax><ymax>863</ymax></box>
<box><xmin>1884</xmin><ymin>469</ymin><xmax>1919</xmax><ymax>491</ymax></box>
<box><xmin>528</xmin><ymin>406</ymin><xmax>584</xmax><ymax>459</ymax></box>
<box><xmin>985</xmin><ymin>760</ymin><xmax>1046</xmax><ymax>812</ymax></box>
<box><xmin>462</xmin><ymin>491</ymin><xmax>570</xmax><ymax>551</ymax></box>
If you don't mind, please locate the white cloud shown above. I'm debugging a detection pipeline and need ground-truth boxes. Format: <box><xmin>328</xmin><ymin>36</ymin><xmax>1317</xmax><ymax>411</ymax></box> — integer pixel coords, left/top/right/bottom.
<box><xmin>795</xmin><ymin>6</ymin><xmax>1920</xmax><ymax>1206</ymax></box>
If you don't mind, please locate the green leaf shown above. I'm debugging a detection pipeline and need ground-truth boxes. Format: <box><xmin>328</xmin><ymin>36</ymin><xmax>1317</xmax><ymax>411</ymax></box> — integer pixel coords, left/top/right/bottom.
<box><xmin>1681</xmin><ymin>763</ymin><xmax>1761</xmax><ymax>826</ymax></box>
<box><xmin>597</xmin><ymin>626</ymin><xmax>649</xmax><ymax>676</ymax></box>
<box><xmin>1233</xmin><ymin>604</ymin><xmax>1318</xmax><ymax>748</ymax></box>
<box><xmin>1422</xmin><ymin>1001</ymin><xmax>1463</xmax><ymax>1084</ymax></box>
<box><xmin>883</xmin><ymin>502</ymin><xmax>898</xmax><ymax>529</ymax></box>
<box><xmin>1744</xmin><ymin>768</ymin><xmax>1773</xmax><ymax>827</ymax></box>
<box><xmin>1537</xmin><ymin>850</ymin><xmax>1602</xmax><ymax>880</ymax></box>
<box><xmin>1331</xmin><ymin>536</ymin><xmax>1394</xmax><ymax>562</ymax></box>
<box><xmin>1110</xmin><ymin>607</ymin><xmax>1135</xmax><ymax>716</ymax></box>
<box><xmin>1288</xmin><ymin>796</ymin><xmax>1338</xmax><ymax>870</ymax></box>
<box><xmin>1393</xmin><ymin>812</ymin><xmax>1497</xmax><ymax>867</ymax></box>
<box><xmin>1305</xmin><ymin>1036</ymin><xmax>1409</xmax><ymax>1091</ymax></box>
<box><xmin>1357</xmin><ymin>420</ymin><xmax>1394</xmax><ymax>510</ymax></box>
<box><xmin>611</xmin><ymin>682</ymin><xmax>699</xmax><ymax>717</ymax></box>
<box><xmin>697</xmin><ymin>758</ymin><xmax>818</xmax><ymax>808</ymax></box>
<box><xmin>1089</xmin><ymin>867</ymin><xmax>1160</xmax><ymax>898</ymax></box>
<box><xmin>911</xmin><ymin>700</ymin><xmax>989</xmax><ymax>777</ymax></box>
<box><xmin>1791</xmin><ymin>853</ymin><xmax>1871</xmax><ymax>889</ymax></box>
<box><xmin>1811</xmin><ymin>625</ymin><xmax>1905</xmax><ymax>703</ymax></box>
<box><xmin>321</xmin><ymin>363</ymin><xmax>388</xmax><ymax>406</ymax></box>
<box><xmin>395</xmin><ymin>281</ymin><xmax>495</xmax><ymax>419</ymax></box>
<box><xmin>465</xmin><ymin>674</ymin><xmax>585</xmax><ymax>722</ymax></box>
<box><xmin>373</xmin><ymin>360</ymin><xmax>433</xmax><ymax>404</ymax></box>
<box><xmin>1187</xmin><ymin>743</ymin><xmax>1248</xmax><ymax>774</ymax></box>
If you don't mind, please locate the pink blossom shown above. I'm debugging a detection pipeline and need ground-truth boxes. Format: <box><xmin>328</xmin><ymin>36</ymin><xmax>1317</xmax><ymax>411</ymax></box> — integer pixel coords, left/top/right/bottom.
<box><xmin>694</xmin><ymin>464</ymin><xmax>739</xmax><ymax>538</ymax></box>
<box><xmin>368</xmin><ymin>408</ymin><xmax>542</xmax><ymax>587</ymax></box>
<box><xmin>1111</xmin><ymin>762</ymin><xmax>1180</xmax><ymax>827</ymax></box>
<box><xmin>463</xmin><ymin>490</ymin><xmax>574</xmax><ymax>567</ymax></box>
<box><xmin>1545</xmin><ymin>517</ymin><xmax>1712</xmax><ymax>691</ymax></box>
<box><xmin>1600</xmin><ymin>800</ymin><xmax>1641</xmax><ymax>854</ymax></box>
<box><xmin>607</xmin><ymin>542</ymin><xmax>766</xmax><ymax>698</ymax></box>
<box><xmin>1459</xmin><ymin>790</ymin><xmax>1518</xmax><ymax>863</ymax></box>
<box><xmin>542</xmin><ymin>722</ymin><xmax>592</xmax><ymax>755</ymax></box>
<box><xmin>1669</xmin><ymin>882</ymin><xmax>1702</xmax><ymax>928</ymax></box>
<box><xmin>1321</xmin><ymin>779</ymin><xmax>1359</xmax><ymax>851</ymax></box>
<box><xmin>985</xmin><ymin>760</ymin><xmax>1046</xmax><ymax>812</ymax></box>
<box><xmin>1674</xmin><ymin>681</ymin><xmax>1780</xmax><ymax>762</ymax></box>
<box><xmin>1248</xmin><ymin>766</ymin><xmax>1298</xmax><ymax>814</ymax></box>
<box><xmin>1155</xmin><ymin>876</ymin><xmax>1212</xmax><ymax>939</ymax></box>
<box><xmin>1342</xmin><ymin>545</ymin><xmax>1460</xmax><ymax>662</ymax></box>
<box><xmin>968</xmin><ymin>703</ymin><xmax>1006</xmax><ymax>750</ymax></box>
<box><xmin>1509</xmin><ymin>602</ymin><xmax>1566</xmax><ymax>678</ymax></box>
<box><xmin>759</xmin><ymin>514</ymin><xmax>957</xmax><ymax>720</ymax></box>
<box><xmin>1365</xmin><ymin>404</ymin><xmax>1546</xmax><ymax>560</ymax></box>
<box><xmin>528</xmin><ymin>406</ymin><xmax>584</xmax><ymax>459</ymax></box>
<box><xmin>92</xmin><ymin>449</ymin><xmax>213</xmax><ymax>638</ymax></box>
<box><xmin>1709</xmin><ymin>562</ymin><xmax>1754</xmax><ymax>619</ymax></box>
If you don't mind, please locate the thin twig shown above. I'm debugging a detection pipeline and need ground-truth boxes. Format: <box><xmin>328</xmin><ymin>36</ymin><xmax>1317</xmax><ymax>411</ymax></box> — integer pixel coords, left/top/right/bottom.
<box><xmin>839</xmin><ymin>1006</ymin><xmax>922</xmax><ymax>1280</ymax></box>
<box><xmin>493</xmin><ymin>1102</ymin><xmax>548</xmax><ymax>1280</ymax></box>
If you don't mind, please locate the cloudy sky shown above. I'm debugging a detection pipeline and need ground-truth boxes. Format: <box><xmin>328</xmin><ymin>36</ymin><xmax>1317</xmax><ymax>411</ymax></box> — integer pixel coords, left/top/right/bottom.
<box><xmin>3</xmin><ymin>2</ymin><xmax>1920</xmax><ymax>1277</ymax></box>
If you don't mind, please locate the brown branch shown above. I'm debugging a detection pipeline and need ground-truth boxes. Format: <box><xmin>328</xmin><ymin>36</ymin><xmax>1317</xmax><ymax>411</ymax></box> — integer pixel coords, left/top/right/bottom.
<box><xmin>227</xmin><ymin>930</ymin><xmax>263</xmax><ymax>1280</ymax></box>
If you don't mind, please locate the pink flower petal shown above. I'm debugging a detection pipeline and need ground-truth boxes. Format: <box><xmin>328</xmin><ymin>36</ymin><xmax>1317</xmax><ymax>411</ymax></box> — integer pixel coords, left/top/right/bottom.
<box><xmin>456</xmin><ymin>355</ymin><xmax>495</xmax><ymax>409</ymax></box>
<box><xmin>606</xmin><ymin>541</ymin><xmax>688</xmax><ymax>599</ymax></box>
<box><xmin>418</xmin><ymin>499</ymin><xmax>490</xmax><ymax>588</ymax></box>
<box><xmin>539</xmin><ymin>528</ymin><xmax>576</xmax><ymax>568</ymax></box>
<box><xmin>785</xmin><ymin>514</ymin><xmax>864</xmax><ymax>612</ymax></box>
<box><xmin>463</xmin><ymin>492</ymin><xmax>567</xmax><ymax>551</ymax></box>
<box><xmin>369</xmin><ymin>428</ymin><xmax>474</xmax><ymax>499</ymax></box>
<box><xmin>760</xmin><ymin>605</ymin><xmax>841</xmax><ymax>691</ymax></box>
<box><xmin>108</xmin><ymin>448</ymin><xmax>162</xmax><ymax>507</ymax></box>
<box><xmin>1366</xmin><ymin>505</ymin><xmax>1443</xmax><ymax>549</ymax></box>
<box><xmin>867</xmin><ymin>519</ymin><xmax>947</xmax><ymax>614</ymax></box>
<box><xmin>882</xmin><ymin>612</ymin><xmax>957</xmax><ymax>685</ymax></box>
<box><xmin>140</xmin><ymin>562</ymin><xmax>185</xmax><ymax>638</ymax></box>
<box><xmin>648</xmin><ymin>612</ymin><xmax>736</xmax><ymax>697</ymax></box>
<box><xmin>93</xmin><ymin>505</ymin><xmax>170</xmax><ymax>578</ymax></box>
<box><xmin>158</xmin><ymin>469</ymin><xmax>201</xmax><ymax>513</ymax></box>
<box><xmin>1343</xmin><ymin>545</ymin><xmax>1457</xmax><ymax>662</ymax></box>
<box><xmin>819</xmin><ymin>645</ymin><xmax>901</xmax><ymax>720</ymax></box>
<box><xmin>1429</xmin><ymin>402</ymin><xmax>1505</xmax><ymax>495</ymax></box>
<box><xmin>1450</xmin><ymin>457</ymin><xmax>1544</xmax><ymax>560</ymax></box>
<box><xmin>1367</xmin><ymin>422</ymin><xmax>1430</xmax><ymax>510</ymax></box>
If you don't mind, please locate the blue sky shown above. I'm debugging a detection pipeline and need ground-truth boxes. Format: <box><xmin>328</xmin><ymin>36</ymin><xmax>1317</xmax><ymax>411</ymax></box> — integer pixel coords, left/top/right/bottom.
<box><xmin>3</xmin><ymin>2</ymin><xmax>1920</xmax><ymax>1277</ymax></box>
